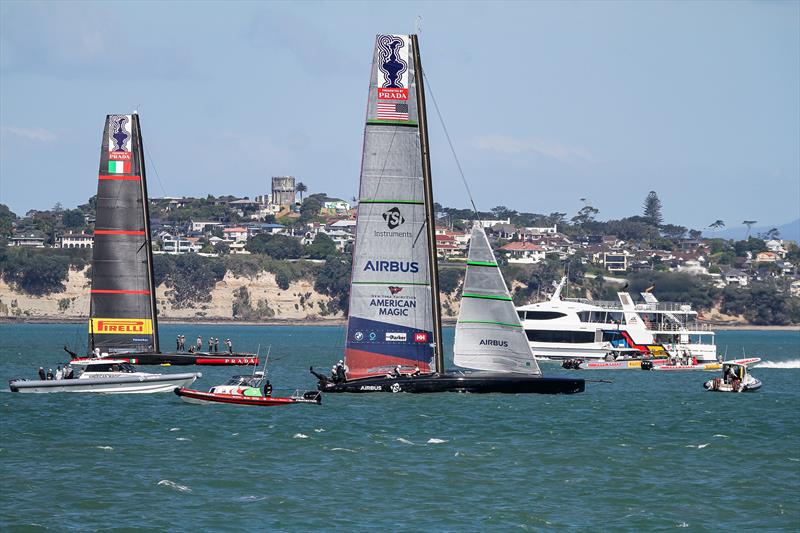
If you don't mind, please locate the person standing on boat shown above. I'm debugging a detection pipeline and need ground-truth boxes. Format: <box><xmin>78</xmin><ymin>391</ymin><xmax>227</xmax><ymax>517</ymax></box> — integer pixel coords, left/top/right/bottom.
<box><xmin>179</xmin><ymin>335</ymin><xmax>185</xmax><ymax>351</ymax></box>
<box><xmin>176</xmin><ymin>335</ymin><xmax>181</xmax><ymax>351</ymax></box>
<box><xmin>226</xmin><ymin>339</ymin><xmax>233</xmax><ymax>354</ymax></box>
<box><xmin>196</xmin><ymin>336</ymin><xmax>203</xmax><ymax>351</ymax></box>
<box><xmin>207</xmin><ymin>337</ymin><xmax>213</xmax><ymax>352</ymax></box>
<box><xmin>335</xmin><ymin>360</ymin><xmax>347</xmax><ymax>382</ymax></box>
<box><xmin>46</xmin><ymin>368</ymin><xmax>54</xmax><ymax>380</ymax></box>
<box><xmin>38</xmin><ymin>367</ymin><xmax>46</xmax><ymax>380</ymax></box>
<box><xmin>93</xmin><ymin>347</ymin><xmax>101</xmax><ymax>358</ymax></box>
<box><xmin>55</xmin><ymin>365</ymin><xmax>63</xmax><ymax>380</ymax></box>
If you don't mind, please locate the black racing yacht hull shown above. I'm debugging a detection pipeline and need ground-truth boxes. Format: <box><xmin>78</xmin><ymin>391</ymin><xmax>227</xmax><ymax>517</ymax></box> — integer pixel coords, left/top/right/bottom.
<box><xmin>76</xmin><ymin>352</ymin><xmax>259</xmax><ymax>366</ymax></box>
<box><xmin>317</xmin><ymin>372</ymin><xmax>585</xmax><ymax>394</ymax></box>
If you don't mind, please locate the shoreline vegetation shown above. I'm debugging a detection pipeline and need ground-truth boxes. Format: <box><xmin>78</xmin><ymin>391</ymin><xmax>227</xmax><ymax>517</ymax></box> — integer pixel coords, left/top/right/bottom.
<box><xmin>2</xmin><ymin>192</ymin><xmax>799</xmax><ymax>327</ymax></box>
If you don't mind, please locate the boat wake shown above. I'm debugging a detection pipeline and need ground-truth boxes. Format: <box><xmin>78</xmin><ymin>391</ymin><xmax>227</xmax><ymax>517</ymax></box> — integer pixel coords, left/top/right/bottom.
<box><xmin>755</xmin><ymin>359</ymin><xmax>800</xmax><ymax>369</ymax></box>
<box><xmin>157</xmin><ymin>479</ymin><xmax>192</xmax><ymax>493</ymax></box>
<box><xmin>293</xmin><ymin>433</ymin><xmax>309</xmax><ymax>439</ymax></box>
<box><xmin>427</xmin><ymin>438</ymin><xmax>448</xmax><ymax>444</ymax></box>
<box><xmin>95</xmin><ymin>445</ymin><xmax>114</xmax><ymax>451</ymax></box>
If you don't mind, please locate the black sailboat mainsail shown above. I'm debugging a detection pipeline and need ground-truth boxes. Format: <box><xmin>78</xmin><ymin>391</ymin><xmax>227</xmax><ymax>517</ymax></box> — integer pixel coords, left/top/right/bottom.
<box><xmin>83</xmin><ymin>114</ymin><xmax>257</xmax><ymax>366</ymax></box>
<box><xmin>90</xmin><ymin>114</ymin><xmax>157</xmax><ymax>354</ymax></box>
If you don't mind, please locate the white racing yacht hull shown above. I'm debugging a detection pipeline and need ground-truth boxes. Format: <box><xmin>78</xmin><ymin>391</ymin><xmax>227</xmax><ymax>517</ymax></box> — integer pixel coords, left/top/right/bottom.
<box><xmin>9</xmin><ymin>373</ymin><xmax>200</xmax><ymax>394</ymax></box>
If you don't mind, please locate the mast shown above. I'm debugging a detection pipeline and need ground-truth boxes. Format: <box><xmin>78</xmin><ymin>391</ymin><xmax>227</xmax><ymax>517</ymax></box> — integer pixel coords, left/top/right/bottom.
<box><xmin>133</xmin><ymin>113</ymin><xmax>159</xmax><ymax>353</ymax></box>
<box><xmin>412</xmin><ymin>34</ymin><xmax>444</xmax><ymax>374</ymax></box>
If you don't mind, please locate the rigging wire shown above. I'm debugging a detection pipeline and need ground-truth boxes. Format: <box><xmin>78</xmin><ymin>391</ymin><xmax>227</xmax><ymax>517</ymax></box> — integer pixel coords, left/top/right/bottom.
<box><xmin>421</xmin><ymin>68</ymin><xmax>480</xmax><ymax>221</ymax></box>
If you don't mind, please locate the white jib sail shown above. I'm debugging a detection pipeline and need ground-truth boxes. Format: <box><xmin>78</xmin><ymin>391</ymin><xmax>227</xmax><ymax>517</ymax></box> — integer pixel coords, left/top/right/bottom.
<box><xmin>454</xmin><ymin>223</ymin><xmax>541</xmax><ymax>375</ymax></box>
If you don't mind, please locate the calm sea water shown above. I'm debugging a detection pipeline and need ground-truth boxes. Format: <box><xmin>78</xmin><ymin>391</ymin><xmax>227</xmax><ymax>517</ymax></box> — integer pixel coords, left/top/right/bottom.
<box><xmin>1</xmin><ymin>324</ymin><xmax>798</xmax><ymax>531</ymax></box>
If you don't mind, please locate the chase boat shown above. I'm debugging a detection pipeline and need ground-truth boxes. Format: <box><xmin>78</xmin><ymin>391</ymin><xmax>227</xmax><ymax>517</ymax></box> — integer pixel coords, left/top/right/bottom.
<box><xmin>9</xmin><ymin>359</ymin><xmax>200</xmax><ymax>393</ymax></box>
<box><xmin>703</xmin><ymin>358</ymin><xmax>762</xmax><ymax>392</ymax></box>
<box><xmin>175</xmin><ymin>372</ymin><xmax>321</xmax><ymax>406</ymax></box>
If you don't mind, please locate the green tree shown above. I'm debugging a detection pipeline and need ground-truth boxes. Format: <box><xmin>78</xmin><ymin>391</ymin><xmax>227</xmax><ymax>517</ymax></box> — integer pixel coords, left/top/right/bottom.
<box><xmin>643</xmin><ymin>191</ymin><xmax>663</xmax><ymax>227</ymax></box>
<box><xmin>0</xmin><ymin>204</ymin><xmax>16</xmax><ymax>238</ymax></box>
<box><xmin>438</xmin><ymin>268</ymin><xmax>464</xmax><ymax>294</ymax></box>
<box><xmin>314</xmin><ymin>256</ymin><xmax>352</xmax><ymax>314</ymax></box>
<box><xmin>1</xmin><ymin>250</ymin><xmax>71</xmax><ymax>295</ymax></box>
<box><xmin>296</xmin><ymin>182</ymin><xmax>308</xmax><ymax>203</ymax></box>
<box><xmin>305</xmin><ymin>233</ymin><xmax>338</xmax><ymax>259</ymax></box>
<box><xmin>61</xmin><ymin>209</ymin><xmax>85</xmax><ymax>230</ymax></box>
<box><xmin>299</xmin><ymin>196</ymin><xmax>323</xmax><ymax>222</ymax></box>
<box><xmin>742</xmin><ymin>220</ymin><xmax>757</xmax><ymax>240</ymax></box>
<box><xmin>246</xmin><ymin>233</ymin><xmax>303</xmax><ymax>259</ymax></box>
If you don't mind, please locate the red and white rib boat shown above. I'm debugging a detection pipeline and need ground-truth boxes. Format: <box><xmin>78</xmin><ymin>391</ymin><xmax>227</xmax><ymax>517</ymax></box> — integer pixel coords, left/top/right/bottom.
<box><xmin>175</xmin><ymin>373</ymin><xmax>320</xmax><ymax>406</ymax></box>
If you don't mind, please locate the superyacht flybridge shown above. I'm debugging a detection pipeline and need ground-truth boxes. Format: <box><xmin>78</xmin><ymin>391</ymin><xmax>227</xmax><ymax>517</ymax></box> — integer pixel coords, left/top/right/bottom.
<box><xmin>516</xmin><ymin>278</ymin><xmax>718</xmax><ymax>363</ymax></box>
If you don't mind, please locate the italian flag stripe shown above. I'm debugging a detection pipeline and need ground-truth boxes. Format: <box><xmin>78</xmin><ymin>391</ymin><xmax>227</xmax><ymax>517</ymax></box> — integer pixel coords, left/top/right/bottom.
<box><xmin>108</xmin><ymin>161</ymin><xmax>130</xmax><ymax>173</ymax></box>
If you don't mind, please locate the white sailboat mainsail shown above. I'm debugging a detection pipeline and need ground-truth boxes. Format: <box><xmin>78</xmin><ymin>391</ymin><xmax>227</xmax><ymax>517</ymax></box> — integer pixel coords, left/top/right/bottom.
<box><xmin>454</xmin><ymin>223</ymin><xmax>541</xmax><ymax>375</ymax></box>
<box><xmin>344</xmin><ymin>34</ymin><xmax>437</xmax><ymax>378</ymax></box>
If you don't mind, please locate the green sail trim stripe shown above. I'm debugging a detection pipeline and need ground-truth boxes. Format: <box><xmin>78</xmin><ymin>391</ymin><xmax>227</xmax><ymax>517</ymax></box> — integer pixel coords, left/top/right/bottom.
<box><xmin>359</xmin><ymin>200</ymin><xmax>424</xmax><ymax>205</ymax></box>
<box><xmin>367</xmin><ymin>119</ymin><xmax>419</xmax><ymax>127</ymax></box>
<box><xmin>462</xmin><ymin>293</ymin><xmax>514</xmax><ymax>301</ymax></box>
<box><xmin>466</xmin><ymin>261</ymin><xmax>498</xmax><ymax>267</ymax></box>
<box><xmin>457</xmin><ymin>320</ymin><xmax>523</xmax><ymax>328</ymax></box>
<box><xmin>352</xmin><ymin>281</ymin><xmax>430</xmax><ymax>286</ymax></box>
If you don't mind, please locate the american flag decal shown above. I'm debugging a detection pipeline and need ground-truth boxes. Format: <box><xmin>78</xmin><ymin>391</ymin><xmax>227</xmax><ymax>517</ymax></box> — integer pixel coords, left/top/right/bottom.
<box><xmin>376</xmin><ymin>102</ymin><xmax>409</xmax><ymax>121</ymax></box>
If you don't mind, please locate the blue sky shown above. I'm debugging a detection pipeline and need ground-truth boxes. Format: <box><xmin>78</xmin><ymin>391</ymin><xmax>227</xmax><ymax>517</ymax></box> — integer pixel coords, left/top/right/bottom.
<box><xmin>1</xmin><ymin>1</ymin><xmax>798</xmax><ymax>232</ymax></box>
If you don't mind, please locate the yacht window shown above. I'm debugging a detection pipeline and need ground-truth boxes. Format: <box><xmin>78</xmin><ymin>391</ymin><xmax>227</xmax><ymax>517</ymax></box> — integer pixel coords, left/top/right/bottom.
<box><xmin>517</xmin><ymin>311</ymin><xmax>526</xmax><ymax>320</ymax></box>
<box><xmin>524</xmin><ymin>311</ymin><xmax>567</xmax><ymax>320</ymax></box>
<box><xmin>525</xmin><ymin>330</ymin><xmax>595</xmax><ymax>343</ymax></box>
<box><xmin>83</xmin><ymin>364</ymin><xmax>114</xmax><ymax>373</ymax></box>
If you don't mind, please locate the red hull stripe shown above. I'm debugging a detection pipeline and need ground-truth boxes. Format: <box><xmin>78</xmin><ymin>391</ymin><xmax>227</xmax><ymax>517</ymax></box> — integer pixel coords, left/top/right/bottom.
<box><xmin>98</xmin><ymin>175</ymin><xmax>141</xmax><ymax>181</ymax></box>
<box><xmin>94</xmin><ymin>230</ymin><xmax>146</xmax><ymax>235</ymax></box>
<box><xmin>195</xmin><ymin>358</ymin><xmax>260</xmax><ymax>366</ymax></box>
<box><xmin>90</xmin><ymin>289</ymin><xmax>151</xmax><ymax>295</ymax></box>
<box><xmin>344</xmin><ymin>347</ymin><xmax>431</xmax><ymax>379</ymax></box>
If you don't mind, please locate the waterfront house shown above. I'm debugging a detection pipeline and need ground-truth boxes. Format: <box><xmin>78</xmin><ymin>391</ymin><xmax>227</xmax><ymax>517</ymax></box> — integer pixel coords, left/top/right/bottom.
<box><xmin>500</xmin><ymin>242</ymin><xmax>546</xmax><ymax>264</ymax></box>
<box><xmin>9</xmin><ymin>230</ymin><xmax>46</xmax><ymax>247</ymax></box>
<box><xmin>58</xmin><ymin>233</ymin><xmax>93</xmax><ymax>249</ymax></box>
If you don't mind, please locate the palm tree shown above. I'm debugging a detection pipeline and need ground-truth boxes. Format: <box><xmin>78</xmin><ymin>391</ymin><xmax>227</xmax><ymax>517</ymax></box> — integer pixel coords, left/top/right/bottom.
<box><xmin>707</xmin><ymin>219</ymin><xmax>724</xmax><ymax>236</ymax></box>
<box><xmin>296</xmin><ymin>182</ymin><xmax>308</xmax><ymax>203</ymax></box>
<box><xmin>742</xmin><ymin>220</ymin><xmax>757</xmax><ymax>240</ymax></box>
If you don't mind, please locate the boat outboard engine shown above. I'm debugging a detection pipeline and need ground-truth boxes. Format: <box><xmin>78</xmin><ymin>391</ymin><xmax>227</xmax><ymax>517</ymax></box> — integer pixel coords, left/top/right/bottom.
<box><xmin>641</xmin><ymin>360</ymin><xmax>654</xmax><ymax>371</ymax></box>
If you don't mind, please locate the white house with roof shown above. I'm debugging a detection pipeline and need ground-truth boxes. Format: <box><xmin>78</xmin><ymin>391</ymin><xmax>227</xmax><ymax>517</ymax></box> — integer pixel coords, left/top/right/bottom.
<box><xmin>222</xmin><ymin>227</ymin><xmax>248</xmax><ymax>242</ymax></box>
<box><xmin>189</xmin><ymin>220</ymin><xmax>224</xmax><ymax>233</ymax></box>
<box><xmin>722</xmin><ymin>268</ymin><xmax>749</xmax><ymax>286</ymax></box>
<box><xmin>9</xmin><ymin>230</ymin><xmax>46</xmax><ymax>247</ymax></box>
<box><xmin>58</xmin><ymin>233</ymin><xmax>94</xmax><ymax>249</ymax></box>
<box><xmin>499</xmin><ymin>242</ymin><xmax>545</xmax><ymax>264</ymax></box>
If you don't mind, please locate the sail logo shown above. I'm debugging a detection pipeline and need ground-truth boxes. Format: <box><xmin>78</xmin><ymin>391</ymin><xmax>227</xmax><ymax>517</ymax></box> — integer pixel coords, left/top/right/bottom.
<box><xmin>108</xmin><ymin>115</ymin><xmax>132</xmax><ymax>161</ymax></box>
<box><xmin>383</xmin><ymin>207</ymin><xmax>405</xmax><ymax>229</ymax></box>
<box><xmin>385</xmin><ymin>332</ymin><xmax>407</xmax><ymax>342</ymax></box>
<box><xmin>364</xmin><ymin>260</ymin><xmax>419</xmax><ymax>273</ymax></box>
<box><xmin>388</xmin><ymin>286</ymin><xmax>403</xmax><ymax>295</ymax></box>
<box><xmin>91</xmin><ymin>318</ymin><xmax>152</xmax><ymax>335</ymax></box>
<box><xmin>377</xmin><ymin>34</ymin><xmax>408</xmax><ymax>89</ymax></box>
<box><xmin>479</xmin><ymin>339</ymin><xmax>509</xmax><ymax>348</ymax></box>
<box><xmin>378</xmin><ymin>88</ymin><xmax>409</xmax><ymax>101</ymax></box>
<box><xmin>369</xmin><ymin>298</ymin><xmax>416</xmax><ymax>316</ymax></box>
<box><xmin>413</xmin><ymin>332</ymin><xmax>429</xmax><ymax>343</ymax></box>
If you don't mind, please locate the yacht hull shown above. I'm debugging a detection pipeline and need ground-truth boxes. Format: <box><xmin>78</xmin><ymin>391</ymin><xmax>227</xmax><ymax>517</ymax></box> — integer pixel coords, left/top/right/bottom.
<box><xmin>9</xmin><ymin>373</ymin><xmax>200</xmax><ymax>393</ymax></box>
<box><xmin>318</xmin><ymin>372</ymin><xmax>585</xmax><ymax>394</ymax></box>
<box><xmin>75</xmin><ymin>352</ymin><xmax>259</xmax><ymax>366</ymax></box>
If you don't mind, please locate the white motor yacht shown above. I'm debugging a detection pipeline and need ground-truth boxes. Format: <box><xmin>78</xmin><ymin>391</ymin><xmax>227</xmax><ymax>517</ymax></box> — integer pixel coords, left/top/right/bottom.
<box><xmin>517</xmin><ymin>278</ymin><xmax>718</xmax><ymax>362</ymax></box>
<box><xmin>9</xmin><ymin>359</ymin><xmax>200</xmax><ymax>393</ymax></box>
